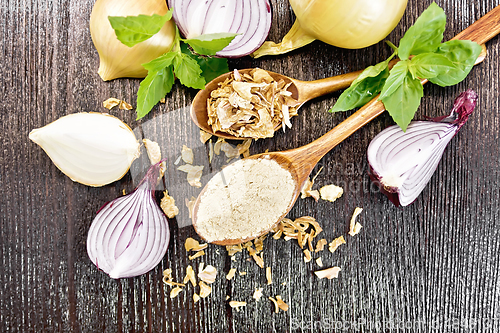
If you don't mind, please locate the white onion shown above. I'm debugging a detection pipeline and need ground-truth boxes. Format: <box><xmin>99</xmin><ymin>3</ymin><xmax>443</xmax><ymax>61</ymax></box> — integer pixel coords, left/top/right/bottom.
<box><xmin>168</xmin><ymin>0</ymin><xmax>272</xmax><ymax>58</ymax></box>
<box><xmin>29</xmin><ymin>113</ymin><xmax>140</xmax><ymax>187</ymax></box>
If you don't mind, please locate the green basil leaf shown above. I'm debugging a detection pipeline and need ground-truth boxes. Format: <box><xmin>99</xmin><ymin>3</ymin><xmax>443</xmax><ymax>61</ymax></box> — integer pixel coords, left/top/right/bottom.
<box><xmin>380</xmin><ymin>72</ymin><xmax>424</xmax><ymax>131</ymax></box>
<box><xmin>409</xmin><ymin>53</ymin><xmax>456</xmax><ymax>79</ymax></box>
<box><xmin>195</xmin><ymin>57</ymin><xmax>230</xmax><ymax>83</ymax></box>
<box><xmin>180</xmin><ymin>43</ymin><xmax>229</xmax><ymax>83</ymax></box>
<box><xmin>136</xmin><ymin>66</ymin><xmax>175</xmax><ymax>119</ymax></box>
<box><xmin>142</xmin><ymin>52</ymin><xmax>177</xmax><ymax>72</ymax></box>
<box><xmin>109</xmin><ymin>11</ymin><xmax>173</xmax><ymax>48</ymax></box>
<box><xmin>184</xmin><ymin>33</ymin><xmax>239</xmax><ymax>56</ymax></box>
<box><xmin>428</xmin><ymin>40</ymin><xmax>483</xmax><ymax>86</ymax></box>
<box><xmin>173</xmin><ymin>53</ymin><xmax>206</xmax><ymax>90</ymax></box>
<box><xmin>398</xmin><ymin>3</ymin><xmax>446</xmax><ymax>60</ymax></box>
<box><xmin>329</xmin><ymin>60</ymin><xmax>389</xmax><ymax>112</ymax></box>
<box><xmin>379</xmin><ymin>60</ymin><xmax>410</xmax><ymax>100</ymax></box>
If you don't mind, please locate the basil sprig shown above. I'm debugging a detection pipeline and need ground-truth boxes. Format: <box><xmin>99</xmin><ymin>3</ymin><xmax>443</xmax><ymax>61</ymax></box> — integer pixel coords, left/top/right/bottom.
<box><xmin>108</xmin><ymin>12</ymin><xmax>238</xmax><ymax>119</ymax></box>
<box><xmin>330</xmin><ymin>2</ymin><xmax>482</xmax><ymax>131</ymax></box>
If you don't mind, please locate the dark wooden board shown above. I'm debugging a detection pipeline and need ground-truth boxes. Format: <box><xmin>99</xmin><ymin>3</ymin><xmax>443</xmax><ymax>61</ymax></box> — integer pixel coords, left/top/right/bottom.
<box><xmin>1</xmin><ymin>0</ymin><xmax>500</xmax><ymax>332</ymax></box>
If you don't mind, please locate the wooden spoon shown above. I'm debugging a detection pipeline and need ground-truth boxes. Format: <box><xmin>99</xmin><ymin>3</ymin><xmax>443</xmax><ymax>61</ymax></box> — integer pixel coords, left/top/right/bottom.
<box><xmin>192</xmin><ymin>3</ymin><xmax>499</xmax><ymax>245</ymax></box>
<box><xmin>190</xmin><ymin>68</ymin><xmax>366</xmax><ymax>140</ymax></box>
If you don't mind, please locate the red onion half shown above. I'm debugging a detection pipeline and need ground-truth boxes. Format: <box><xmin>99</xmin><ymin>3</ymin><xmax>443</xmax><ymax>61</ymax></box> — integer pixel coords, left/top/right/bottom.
<box><xmin>367</xmin><ymin>90</ymin><xmax>478</xmax><ymax>207</ymax></box>
<box><xmin>87</xmin><ymin>160</ymin><xmax>170</xmax><ymax>279</ymax></box>
<box><xmin>168</xmin><ymin>0</ymin><xmax>272</xmax><ymax>58</ymax></box>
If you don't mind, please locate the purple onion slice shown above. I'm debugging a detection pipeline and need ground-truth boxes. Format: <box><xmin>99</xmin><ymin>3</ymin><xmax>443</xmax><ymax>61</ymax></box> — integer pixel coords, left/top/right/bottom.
<box><xmin>367</xmin><ymin>90</ymin><xmax>478</xmax><ymax>207</ymax></box>
<box><xmin>168</xmin><ymin>0</ymin><xmax>272</xmax><ymax>58</ymax></box>
<box><xmin>87</xmin><ymin>160</ymin><xmax>170</xmax><ymax>279</ymax></box>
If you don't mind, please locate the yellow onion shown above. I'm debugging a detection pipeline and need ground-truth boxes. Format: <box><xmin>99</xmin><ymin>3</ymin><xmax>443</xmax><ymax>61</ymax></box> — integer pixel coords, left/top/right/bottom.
<box><xmin>90</xmin><ymin>0</ymin><xmax>176</xmax><ymax>81</ymax></box>
<box><xmin>252</xmin><ymin>0</ymin><xmax>408</xmax><ymax>58</ymax></box>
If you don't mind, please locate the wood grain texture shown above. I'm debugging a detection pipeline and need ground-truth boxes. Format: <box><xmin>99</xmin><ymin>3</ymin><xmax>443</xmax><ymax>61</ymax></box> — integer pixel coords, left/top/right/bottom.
<box><xmin>1</xmin><ymin>0</ymin><xmax>500</xmax><ymax>332</ymax></box>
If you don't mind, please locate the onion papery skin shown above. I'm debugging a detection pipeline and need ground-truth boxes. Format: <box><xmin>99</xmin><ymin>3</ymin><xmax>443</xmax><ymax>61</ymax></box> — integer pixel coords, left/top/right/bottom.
<box><xmin>90</xmin><ymin>0</ymin><xmax>176</xmax><ymax>81</ymax></box>
<box><xmin>367</xmin><ymin>90</ymin><xmax>478</xmax><ymax>207</ymax></box>
<box><xmin>168</xmin><ymin>0</ymin><xmax>272</xmax><ymax>58</ymax></box>
<box><xmin>87</xmin><ymin>161</ymin><xmax>170</xmax><ymax>279</ymax></box>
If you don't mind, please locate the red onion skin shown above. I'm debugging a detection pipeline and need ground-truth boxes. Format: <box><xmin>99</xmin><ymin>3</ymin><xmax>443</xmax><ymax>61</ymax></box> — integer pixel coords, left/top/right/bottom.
<box><xmin>368</xmin><ymin>90</ymin><xmax>478</xmax><ymax>207</ymax></box>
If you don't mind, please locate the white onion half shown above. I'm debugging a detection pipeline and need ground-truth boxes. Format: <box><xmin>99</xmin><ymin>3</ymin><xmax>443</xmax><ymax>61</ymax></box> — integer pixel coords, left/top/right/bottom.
<box><xmin>29</xmin><ymin>113</ymin><xmax>140</xmax><ymax>187</ymax></box>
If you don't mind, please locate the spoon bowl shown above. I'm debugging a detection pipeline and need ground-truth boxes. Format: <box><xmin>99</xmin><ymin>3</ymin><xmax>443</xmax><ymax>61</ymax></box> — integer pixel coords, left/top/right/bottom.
<box><xmin>190</xmin><ymin>68</ymin><xmax>364</xmax><ymax>140</ymax></box>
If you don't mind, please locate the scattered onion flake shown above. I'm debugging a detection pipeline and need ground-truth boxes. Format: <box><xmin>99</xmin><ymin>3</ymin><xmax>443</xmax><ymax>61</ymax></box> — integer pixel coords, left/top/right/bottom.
<box><xmin>185</xmin><ymin>237</ymin><xmax>208</xmax><ymax>252</ymax></box>
<box><xmin>329</xmin><ymin>236</ymin><xmax>346</xmax><ymax>253</ymax></box>
<box><xmin>266</xmin><ymin>267</ymin><xmax>272</xmax><ymax>285</ymax></box>
<box><xmin>143</xmin><ymin>139</ymin><xmax>162</xmax><ymax>165</ymax></box>
<box><xmin>198</xmin><ymin>265</ymin><xmax>217</xmax><ymax>284</ymax></box>
<box><xmin>300</xmin><ymin>167</ymin><xmax>323</xmax><ymax>200</ymax></box>
<box><xmin>226</xmin><ymin>268</ymin><xmax>237</xmax><ymax>280</ymax></box>
<box><xmin>160</xmin><ymin>190</ymin><xmax>179</xmax><ymax>219</ymax></box>
<box><xmin>199</xmin><ymin>281</ymin><xmax>212</xmax><ymax>298</ymax></box>
<box><xmin>303</xmin><ymin>249</ymin><xmax>312</xmax><ymax>263</ymax></box>
<box><xmin>300</xmin><ymin>178</ymin><xmax>320</xmax><ymax>201</ymax></box>
<box><xmin>103</xmin><ymin>97</ymin><xmax>133</xmax><ymax>110</ymax></box>
<box><xmin>186</xmin><ymin>196</ymin><xmax>197</xmax><ymax>218</ymax></box>
<box><xmin>163</xmin><ymin>269</ymin><xmax>186</xmax><ymax>287</ymax></box>
<box><xmin>253</xmin><ymin>288</ymin><xmax>264</xmax><ymax>301</ymax></box>
<box><xmin>168</xmin><ymin>0</ymin><xmax>272</xmax><ymax>58</ymax></box>
<box><xmin>314</xmin><ymin>267</ymin><xmax>341</xmax><ymax>280</ymax></box>
<box><xmin>181</xmin><ymin>145</ymin><xmax>194</xmax><ymax>164</ymax></box>
<box><xmin>348</xmin><ymin>207</ymin><xmax>363</xmax><ymax>237</ymax></box>
<box><xmin>269</xmin><ymin>295</ymin><xmax>288</xmax><ymax>313</ymax></box>
<box><xmin>200</xmin><ymin>130</ymin><xmax>213</xmax><ymax>144</ymax></box>
<box><xmin>251</xmin><ymin>253</ymin><xmax>265</xmax><ymax>268</ymax></box>
<box><xmin>315</xmin><ymin>239</ymin><xmax>327</xmax><ymax>252</ymax></box>
<box><xmin>273</xmin><ymin>216</ymin><xmax>323</xmax><ymax>250</ymax></box>
<box><xmin>367</xmin><ymin>90</ymin><xmax>478</xmax><ymax>206</ymax></box>
<box><xmin>320</xmin><ymin>184</ymin><xmax>343</xmax><ymax>202</ymax></box>
<box><xmin>229</xmin><ymin>301</ymin><xmax>247</xmax><ymax>312</ymax></box>
<box><xmin>178</xmin><ymin>164</ymin><xmax>204</xmax><ymax>188</ymax></box>
<box><xmin>226</xmin><ymin>244</ymin><xmax>243</xmax><ymax>256</ymax></box>
<box><xmin>86</xmin><ymin>160</ymin><xmax>169</xmax><ymax>279</ymax></box>
<box><xmin>316</xmin><ymin>257</ymin><xmax>323</xmax><ymax>267</ymax></box>
<box><xmin>189</xmin><ymin>250</ymin><xmax>205</xmax><ymax>260</ymax></box>
<box><xmin>170</xmin><ymin>286</ymin><xmax>183</xmax><ymax>299</ymax></box>
<box><xmin>183</xmin><ymin>265</ymin><xmax>197</xmax><ymax>287</ymax></box>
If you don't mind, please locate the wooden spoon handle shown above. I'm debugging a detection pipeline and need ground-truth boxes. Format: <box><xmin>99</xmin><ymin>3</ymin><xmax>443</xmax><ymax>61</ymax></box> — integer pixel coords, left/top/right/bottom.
<box><xmin>292</xmin><ymin>60</ymin><xmax>406</xmax><ymax>104</ymax></box>
<box><xmin>453</xmin><ymin>4</ymin><xmax>500</xmax><ymax>43</ymax></box>
<box><xmin>285</xmin><ymin>96</ymin><xmax>386</xmax><ymax>168</ymax></box>
<box><xmin>292</xmin><ymin>70</ymin><xmax>364</xmax><ymax>104</ymax></box>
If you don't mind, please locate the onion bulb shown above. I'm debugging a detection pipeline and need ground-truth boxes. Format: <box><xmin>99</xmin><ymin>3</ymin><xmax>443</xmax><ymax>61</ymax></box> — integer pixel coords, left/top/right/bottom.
<box><xmin>367</xmin><ymin>90</ymin><xmax>478</xmax><ymax>207</ymax></box>
<box><xmin>252</xmin><ymin>0</ymin><xmax>408</xmax><ymax>58</ymax></box>
<box><xmin>29</xmin><ymin>113</ymin><xmax>140</xmax><ymax>187</ymax></box>
<box><xmin>87</xmin><ymin>160</ymin><xmax>170</xmax><ymax>279</ymax></box>
<box><xmin>90</xmin><ymin>0</ymin><xmax>176</xmax><ymax>81</ymax></box>
<box><xmin>168</xmin><ymin>0</ymin><xmax>272</xmax><ymax>58</ymax></box>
